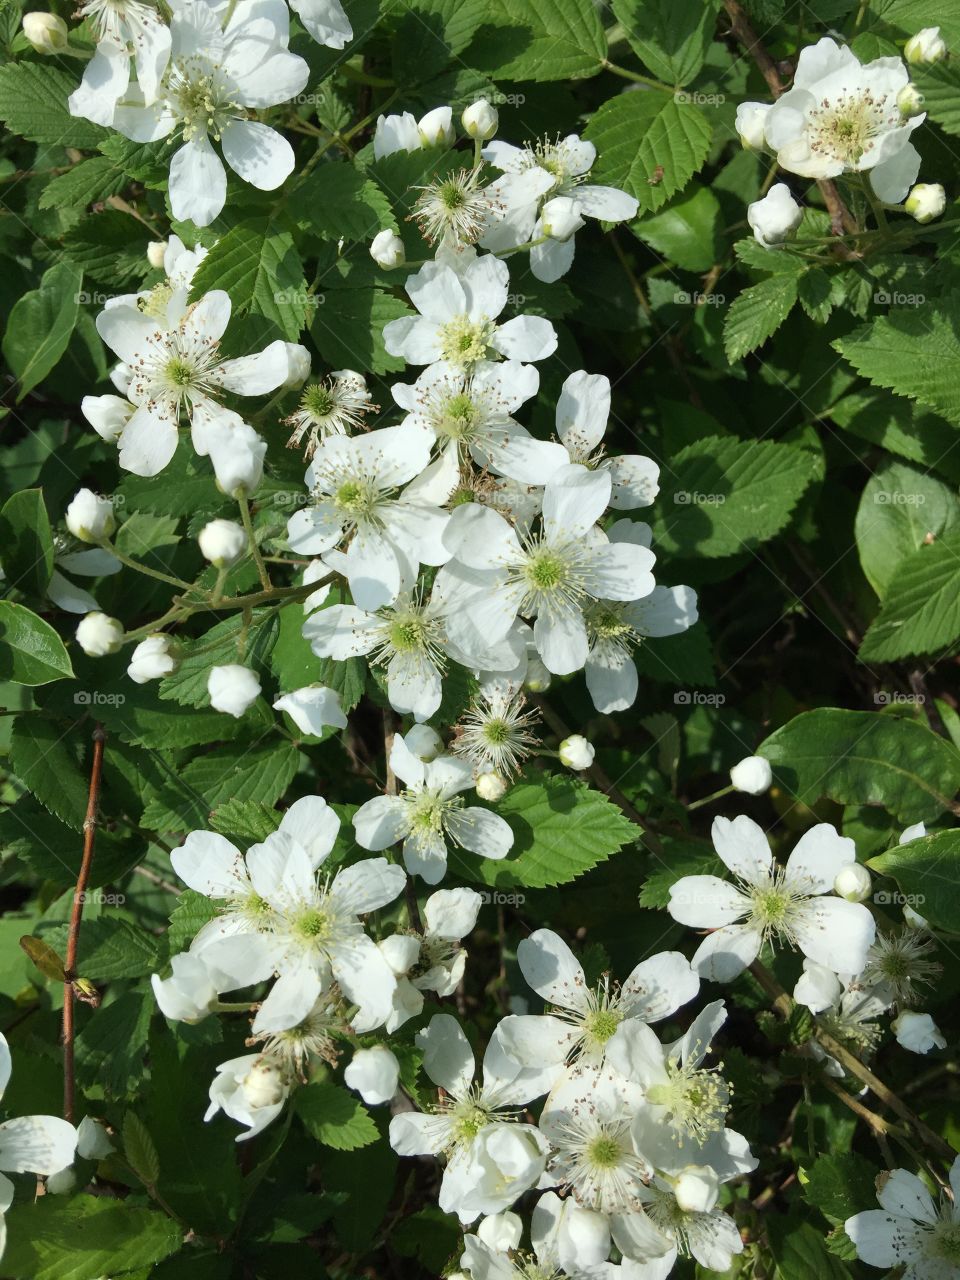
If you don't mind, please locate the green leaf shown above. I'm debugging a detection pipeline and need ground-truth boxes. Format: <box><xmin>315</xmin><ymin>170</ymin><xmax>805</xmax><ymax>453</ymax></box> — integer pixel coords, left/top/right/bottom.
<box><xmin>914</xmin><ymin>60</ymin><xmax>960</xmax><ymax>134</ymax></box>
<box><xmin>724</xmin><ymin>272</ymin><xmax>800</xmax><ymax>361</ymax></box>
<box><xmin>612</xmin><ymin>0</ymin><xmax>720</xmax><ymax>84</ymax></box>
<box><xmin>123</xmin><ymin>1112</ymin><xmax>161</xmax><ymax>1186</ymax></box>
<box><xmin>19</xmin><ymin>934</ymin><xmax>67</xmax><ymax>983</ymax></box>
<box><xmin>868</xmin><ymin>830</ymin><xmax>960</xmax><ymax>933</ymax></box>
<box><xmin>188</xmin><ymin>218</ymin><xmax>308</xmax><ymax>341</ymax></box>
<box><xmin>632</xmin><ymin>184</ymin><xmax>721</xmax><ymax>272</ymax></box>
<box><xmin>652</xmin><ymin>436</ymin><xmax>819</xmax><ymax>558</ymax></box>
<box><xmin>854</xmin><ymin>461</ymin><xmax>960</xmax><ymax>597</ymax></box>
<box><xmin>467</xmin><ymin>0</ymin><xmax>606</xmax><ymax>81</ymax></box>
<box><xmin>141</xmin><ymin>742</ymin><xmax>299</xmax><ymax>831</ymax></box>
<box><xmin>1</xmin><ymin>1195</ymin><xmax>180</xmax><ymax>1280</ymax></box>
<box><xmin>60</xmin><ymin>210</ymin><xmax>150</xmax><ymax>284</ymax></box>
<box><xmin>9</xmin><ymin>717</ymin><xmax>88</xmax><ymax>828</ymax></box>
<box><xmin>834</xmin><ymin>295</ymin><xmax>960</xmax><ymax>426</ymax></box>
<box><xmin>166</xmin><ymin>890</ymin><xmax>219</xmax><ymax>955</ymax></box>
<box><xmin>310</xmin><ymin>285</ymin><xmax>412</xmax><ymax>375</ymax></box>
<box><xmin>758</xmin><ymin>708</ymin><xmax>960</xmax><ymax>824</ymax></box>
<box><xmin>830</xmin><ymin>391</ymin><xmax>960</xmax><ymax>486</ymax></box>
<box><xmin>859</xmin><ymin>534</ymin><xmax>960</xmax><ymax>662</ymax></box>
<box><xmin>75</xmin><ymin>990</ymin><xmax>154</xmax><ymax>1097</ymax></box>
<box><xmin>37</xmin><ymin>156</ymin><xmax>129</xmax><ymax>211</ymax></box>
<box><xmin>2</xmin><ymin>262</ymin><xmax>83</xmax><ymax>400</ymax></box>
<box><xmin>766</xmin><ymin>1213</ymin><xmax>852</xmax><ymax>1280</ymax></box>
<box><xmin>585</xmin><ymin>91</ymin><xmax>712</xmax><ymax>214</ymax></box>
<box><xmin>802</xmin><ymin>1152</ymin><xmax>879</xmax><ymax>1224</ymax></box>
<box><xmin>0</xmin><ymin>488</ymin><xmax>54</xmax><ymax>595</ymax></box>
<box><xmin>638</xmin><ymin>839</ymin><xmax>718</xmax><ymax>908</ymax></box>
<box><xmin>473</xmin><ymin>776</ymin><xmax>639</xmax><ymax>888</ymax></box>
<box><xmin>0</xmin><ymin>603</ymin><xmax>73</xmax><ymax>685</ymax></box>
<box><xmin>295</xmin><ymin>1081</ymin><xmax>379</xmax><ymax>1150</ymax></box>
<box><xmin>289</xmin><ymin>163</ymin><xmax>395</xmax><ymax>241</ymax></box>
<box><xmin>209</xmin><ymin>797</ymin><xmax>282</xmax><ymax>843</ymax></box>
<box><xmin>0</xmin><ymin>63</ymin><xmax>107</xmax><ymax>148</ymax></box>
<box><xmin>42</xmin><ymin>919</ymin><xmax>159</xmax><ymax>981</ymax></box>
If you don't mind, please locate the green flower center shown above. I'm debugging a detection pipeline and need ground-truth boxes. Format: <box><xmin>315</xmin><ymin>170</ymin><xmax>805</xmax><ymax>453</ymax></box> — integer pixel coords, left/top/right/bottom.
<box><xmin>525</xmin><ymin>549</ymin><xmax>568</xmax><ymax>593</ymax></box>
<box><xmin>303</xmin><ymin>383</ymin><xmax>336</xmax><ymax>418</ymax></box>
<box><xmin>585</xmin><ymin>1007</ymin><xmax>622</xmax><ymax>1045</ymax></box>
<box><xmin>334</xmin><ymin>478</ymin><xmax>377</xmax><ymax>518</ymax></box>
<box><xmin>438</xmin><ymin>315</ymin><xmax>496</xmax><ymax>366</ymax></box>
<box><xmin>389</xmin><ymin>614</ymin><xmax>427</xmax><ymax>653</ymax></box>
<box><xmin>934</xmin><ymin>1222</ymin><xmax>960</xmax><ymax>1263</ymax></box>
<box><xmin>165</xmin><ymin>356</ymin><xmax>195</xmax><ymax>388</ymax></box>
<box><xmin>293</xmin><ymin>908</ymin><xmax>331</xmax><ymax>942</ymax></box>
<box><xmin>586</xmin><ymin>1134</ymin><xmax>623</xmax><ymax>1168</ymax></box>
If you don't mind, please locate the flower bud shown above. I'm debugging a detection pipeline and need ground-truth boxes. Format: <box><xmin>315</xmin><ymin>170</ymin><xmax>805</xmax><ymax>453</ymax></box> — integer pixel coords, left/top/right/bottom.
<box><xmin>417</xmin><ymin>106</ymin><xmax>455</xmax><ymax>148</ymax></box>
<box><xmin>22</xmin><ymin>11</ymin><xmax>68</xmax><ymax>54</ymax></box>
<box><xmin>523</xmin><ymin>655</ymin><xmax>551</xmax><ymax>693</ymax></box>
<box><xmin>198</xmin><ymin>518</ymin><xmax>246</xmax><ymax>567</ymax></box>
<box><xmin>76</xmin><ymin>612</ymin><xmax>123</xmax><ymax>657</ymax></box>
<box><xmin>559</xmin><ymin>734</ymin><xmax>594</xmax><ymax>771</ymax></box>
<box><xmin>905</xmin><ymin>182</ymin><xmax>946</xmax><ymax>224</ymax></box>
<box><xmin>369</xmin><ymin>228</ymin><xmax>405</xmax><ymax>269</ymax></box>
<box><xmin>241</xmin><ymin>1059</ymin><xmax>287</xmax><ymax>1109</ymax></box>
<box><xmin>897</xmin><ymin>83</ymin><xmax>925</xmax><ymax>118</ymax></box>
<box><xmin>747</xmin><ymin>184</ymin><xmax>803</xmax><ymax>248</ymax></box>
<box><xmin>65</xmin><ymin>488</ymin><xmax>115</xmax><ymax>543</ymax></box>
<box><xmin>541</xmin><ymin>195</ymin><xmax>585</xmax><ymax>242</ymax></box>
<box><xmin>127</xmin><ymin>634</ymin><xmax>178</xmax><ymax>684</ymax></box>
<box><xmin>208</xmin><ymin>665</ymin><xmax>261</xmax><ymax>717</ymax></box>
<box><xmin>729</xmin><ymin>755</ymin><xmax>773</xmax><ymax>794</ymax></box>
<box><xmin>476</xmin><ymin>769</ymin><xmax>508</xmax><ymax>802</ymax></box>
<box><xmin>462</xmin><ymin>98</ymin><xmax>498</xmax><ymax>141</ymax></box>
<box><xmin>146</xmin><ymin>240</ymin><xmax>168</xmax><ymax>269</ymax></box>
<box><xmin>735</xmin><ymin>101</ymin><xmax>771</xmax><ymax>150</ymax></box>
<box><xmin>404</xmin><ymin>723</ymin><xmax>444</xmax><ymax>761</ymax></box>
<box><xmin>282</xmin><ymin>342</ymin><xmax>312</xmax><ymax>388</ymax></box>
<box><xmin>76</xmin><ymin>1116</ymin><xmax>114</xmax><ymax>1160</ymax></box>
<box><xmin>208</xmin><ymin>422</ymin><xmax>266</xmax><ymax>498</ymax></box>
<box><xmin>674</xmin><ymin>1165</ymin><xmax>720</xmax><ymax>1214</ymax></box>
<box><xmin>905</xmin><ymin>26</ymin><xmax>946</xmax><ymax>64</ymax></box>
<box><xmin>903</xmin><ymin>902</ymin><xmax>930</xmax><ymax>930</ymax></box>
<box><xmin>892</xmin><ymin>1010</ymin><xmax>947</xmax><ymax>1054</ymax></box>
<box><xmin>344</xmin><ymin>1045</ymin><xmax>400</xmax><ymax>1105</ymax></box>
<box><xmin>833</xmin><ymin>862</ymin><xmax>872</xmax><ymax>903</ymax></box>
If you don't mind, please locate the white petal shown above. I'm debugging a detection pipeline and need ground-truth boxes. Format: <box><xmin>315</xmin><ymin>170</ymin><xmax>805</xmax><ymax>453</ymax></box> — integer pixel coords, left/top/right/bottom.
<box><xmin>556</xmin><ymin>370</ymin><xmax>609</xmax><ymax>453</ymax></box>
<box><xmin>117</xmin><ymin>406</ymin><xmax>179</xmax><ymax>477</ymax></box>
<box><xmin>171</xmin><ymin>831</ymin><xmax>248</xmax><ymax>899</ymax></box>
<box><xmin>273</xmin><ymin>686</ymin><xmax>347</xmax><ymax>735</ymax></box>
<box><xmin>252</xmin><ymin>961</ymin><xmax>323</xmax><ymax>1034</ymax></box>
<box><xmin>667</xmin><ymin>875</ymin><xmax>748</xmax><ymax>928</ymax></box>
<box><xmin>416</xmin><ymin>1013</ymin><xmax>475</xmax><ymax>1094</ymax></box>
<box><xmin>329</xmin><ymin>857</ymin><xmax>406</xmax><ymax>915</ymax></box>
<box><xmin>789</xmin><ymin>898</ymin><xmax>876</xmax><ymax>973</ymax></box>
<box><xmin>218</xmin><ymin>341</ymin><xmax>290</xmax><ymax>395</ymax></box>
<box><xmin>423</xmin><ymin>887</ymin><xmax>482</xmax><ymax>939</ymax></box>
<box><xmin>491</xmin><ymin>315</ymin><xmax>557</xmax><ymax>362</ymax></box>
<box><xmin>352</xmin><ymin>796</ymin><xmax>411</xmax><ymax>849</ymax></box>
<box><xmin>517</xmin><ymin>929</ymin><xmax>588</xmax><ymax>1009</ymax></box>
<box><xmin>534</xmin><ymin>605</ymin><xmax>589</xmax><ymax>675</ymax></box>
<box><xmin>691</xmin><ymin>924</ymin><xmax>763</xmax><ymax>981</ymax></box>
<box><xmin>278</xmin><ymin>795</ymin><xmax>340</xmax><ymax>868</ymax></box>
<box><xmin>344</xmin><ymin>1046</ymin><xmax>399</xmax><ymax>1106</ymax></box>
<box><xmin>543</xmin><ymin>464</ymin><xmax>610</xmax><ymax>541</ymax></box>
<box><xmin>290</xmin><ymin>0</ymin><xmax>352</xmax><ymax>46</ymax></box>
<box><xmin>784</xmin><ymin>823</ymin><xmax>856</xmax><ymax>893</ymax></box>
<box><xmin>168</xmin><ymin>136</ymin><xmax>227</xmax><ymax>227</ymax></box>
<box><xmin>0</xmin><ymin>1116</ymin><xmax>77</xmax><ymax>1176</ymax></box>
<box><xmin>710</xmin><ymin>815</ymin><xmax>774</xmax><ymax>886</ymax></box>
<box><xmin>621</xmin><ymin>951</ymin><xmax>700</xmax><ymax>1022</ymax></box>
<box><xmin>220</xmin><ymin>119</ymin><xmax>295</xmax><ymax>191</ymax></box>
<box><xmin>446</xmin><ymin>807</ymin><xmax>513</xmax><ymax>859</ymax></box>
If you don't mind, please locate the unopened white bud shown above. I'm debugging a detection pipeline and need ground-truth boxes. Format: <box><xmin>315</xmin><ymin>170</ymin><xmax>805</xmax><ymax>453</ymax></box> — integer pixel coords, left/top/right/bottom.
<box><xmin>747</xmin><ymin>184</ymin><xmax>803</xmax><ymax>248</ymax></box>
<box><xmin>905</xmin><ymin>27</ymin><xmax>946</xmax><ymax>65</ymax></box>
<box><xmin>674</xmin><ymin>1165</ymin><xmax>720</xmax><ymax>1214</ymax></box>
<box><xmin>892</xmin><ymin>1010</ymin><xmax>947</xmax><ymax>1054</ymax></box>
<box><xmin>22</xmin><ymin>11</ymin><xmax>68</xmax><ymax>53</ymax></box>
<box><xmin>559</xmin><ymin>734</ymin><xmax>594</xmax><ymax>771</ymax></box>
<box><xmin>729</xmin><ymin>755</ymin><xmax>773</xmax><ymax>794</ymax></box>
<box><xmin>403</xmin><ymin>723</ymin><xmax>443</xmax><ymax>761</ymax></box>
<box><xmin>476</xmin><ymin>770</ymin><xmax>508</xmax><ymax>802</ymax></box>
<box><xmin>833</xmin><ymin>862</ymin><xmax>872</xmax><ymax>903</ymax></box>
<box><xmin>369</xmin><ymin>228</ymin><xmax>405</xmax><ymax>269</ymax></box>
<box><xmin>208</xmin><ymin>664</ymin><xmax>261</xmax><ymax>718</ymax></box>
<box><xmin>462</xmin><ymin>98</ymin><xmax>498</xmax><ymax>141</ymax></box>
<box><xmin>241</xmin><ymin>1060</ymin><xmax>287</xmax><ymax>1109</ymax></box>
<box><xmin>905</xmin><ymin>182</ymin><xmax>946</xmax><ymax>224</ymax></box>
<box><xmin>127</xmin><ymin>634</ymin><xmax>178</xmax><ymax>684</ymax></box>
<box><xmin>198</xmin><ymin>518</ymin><xmax>246</xmax><ymax>567</ymax></box>
<box><xmin>417</xmin><ymin>106</ymin><xmax>455</xmax><ymax>148</ymax></box>
<box><xmin>897</xmin><ymin>83</ymin><xmax>925</xmax><ymax>117</ymax></box>
<box><xmin>146</xmin><ymin>240</ymin><xmax>168</xmax><ymax>269</ymax></box>
<box><xmin>65</xmin><ymin>488</ymin><xmax>115</xmax><ymax>543</ymax></box>
<box><xmin>523</xmin><ymin>656</ymin><xmax>551</xmax><ymax>693</ymax></box>
<box><xmin>541</xmin><ymin>195</ymin><xmax>585</xmax><ymax>242</ymax></box>
<box><xmin>282</xmin><ymin>342</ymin><xmax>311</xmax><ymax>388</ymax></box>
<box><xmin>735</xmin><ymin>101</ymin><xmax>771</xmax><ymax>150</ymax></box>
<box><xmin>76</xmin><ymin>613</ymin><xmax>123</xmax><ymax>657</ymax></box>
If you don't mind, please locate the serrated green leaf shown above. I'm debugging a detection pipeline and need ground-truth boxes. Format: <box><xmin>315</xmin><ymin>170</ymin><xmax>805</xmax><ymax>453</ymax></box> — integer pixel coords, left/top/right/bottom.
<box><xmin>859</xmin><ymin>534</ymin><xmax>960</xmax><ymax>661</ymax></box>
<box><xmin>854</xmin><ymin>461</ymin><xmax>960</xmax><ymax>598</ymax></box>
<box><xmin>2</xmin><ymin>262</ymin><xmax>83</xmax><ymax>400</ymax></box>
<box><xmin>209</xmin><ymin>797</ymin><xmax>282</xmax><ymax>843</ymax></box>
<box><xmin>295</xmin><ymin>1081</ymin><xmax>379</xmax><ymax>1149</ymax></box>
<box><xmin>759</xmin><ymin>708</ymin><xmax>960</xmax><ymax>824</ymax></box>
<box><xmin>310</xmin><ymin>286</ymin><xmax>412</xmax><ymax>374</ymax></box>
<box><xmin>60</xmin><ymin>211</ymin><xmax>150</xmax><ymax>284</ymax></box>
<box><xmin>802</xmin><ymin>1152</ymin><xmax>878</xmax><ymax>1223</ymax></box>
<box><xmin>0</xmin><ymin>63</ymin><xmax>107</xmax><ymax>148</ymax></box>
<box><xmin>42</xmin><ymin>919</ymin><xmax>159</xmax><ymax>981</ymax></box>
<box><xmin>766</xmin><ymin>1213</ymin><xmax>852</xmax><ymax>1280</ymax></box>
<box><xmin>633</xmin><ymin>184</ymin><xmax>720</xmax><ymax>272</ymax></box>
<box><xmin>289</xmin><ymin>163</ymin><xmax>395</xmax><ymax>241</ymax></box>
<box><xmin>123</xmin><ymin>1111</ymin><xmax>161</xmax><ymax>1186</ymax></box>
<box><xmin>166</xmin><ymin>890</ymin><xmax>219</xmax><ymax>955</ymax></box>
<box><xmin>652</xmin><ymin>436</ymin><xmax>819</xmax><ymax>558</ymax></box>
<box><xmin>585</xmin><ymin>92</ymin><xmax>712</xmax><ymax>214</ymax></box>
<box><xmin>868</xmin><ymin>830</ymin><xmax>960</xmax><ymax>932</ymax></box>
<box><xmin>75</xmin><ymin>989</ymin><xmax>154</xmax><ymax>1097</ymax></box>
<box><xmin>38</xmin><ymin>156</ymin><xmax>128</xmax><ymax>211</ymax></box>
<box><xmin>473</xmin><ymin>776</ymin><xmax>638</xmax><ymax>888</ymax></box>
<box><xmin>467</xmin><ymin>0</ymin><xmax>606</xmax><ymax>81</ymax></box>
<box><xmin>724</xmin><ymin>272</ymin><xmax>800</xmax><ymax>361</ymax></box>
<box><xmin>158</xmin><ymin>609</ymin><xmax>279</xmax><ymax>708</ymax></box>
<box><xmin>9</xmin><ymin>716</ymin><xmax>88</xmax><ymax>828</ymax></box>
<box><xmin>188</xmin><ymin>218</ymin><xmax>308</xmax><ymax>341</ymax></box>
<box><xmin>612</xmin><ymin>0</ymin><xmax>720</xmax><ymax>84</ymax></box>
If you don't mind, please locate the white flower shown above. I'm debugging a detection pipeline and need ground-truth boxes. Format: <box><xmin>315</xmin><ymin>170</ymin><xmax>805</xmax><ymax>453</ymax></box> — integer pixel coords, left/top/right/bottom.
<box><xmin>668</xmin><ymin>816</ymin><xmax>876</xmax><ymax>981</ymax></box>
<box><xmin>892</xmin><ymin>1011</ymin><xmax>946</xmax><ymax>1054</ymax></box>
<box><xmin>555</xmin><ymin>371</ymin><xmax>660</xmax><ymax>509</ymax></box>
<box><xmin>207</xmin><ymin>664</ymin><xmax>261</xmax><ymax>717</ymax></box>
<box><xmin>418</xmin><ymin>105</ymin><xmax>455</xmax><ymax>147</ymax></box>
<box><xmin>747</xmin><ymin>183</ymin><xmax>803</xmax><ymax>247</ymax></box>
<box><xmin>834</xmin><ymin>862</ymin><xmax>872</xmax><ymax>902</ymax></box>
<box><xmin>439</xmin><ymin>467</ymin><xmax>657</xmax><ymax>676</ymax></box>
<box><xmin>205</xmin><ymin>1054</ymin><xmax>292</xmax><ymax>1141</ymax></box>
<box><xmin>383</xmin><ymin>255</ymin><xmax>557</xmax><ymax>369</ymax></box>
<box><xmin>847</xmin><ymin>1157</ymin><xmax>960</xmax><ymax>1277</ymax></box>
<box><xmin>481</xmin><ymin>133</ymin><xmax>639</xmax><ymax>282</ymax></box>
<box><xmin>370</xmin><ymin>229</ymin><xmax>405</xmax><ymax>269</ymax></box>
<box><xmin>905</xmin><ymin>182</ymin><xmax>946</xmax><ymax>223</ymax></box>
<box><xmin>461</xmin><ymin>1192</ymin><xmax>611</xmax><ymax>1278</ymax></box>
<box><xmin>95</xmin><ymin>289</ymin><xmax>288</xmax><ymax>477</ymax></box>
<box><xmin>273</xmin><ymin>685</ymin><xmax>348</xmax><ymax>735</ymax></box>
<box><xmin>198</xmin><ymin>518</ymin><xmax>246</xmax><ymax>567</ymax></box>
<box><xmin>388</xmin><ymin>1014</ymin><xmax>552</xmax><ymax>1223</ymax></box>
<box><xmin>22</xmin><ymin>11</ymin><xmax>68</xmax><ymax>53</ymax></box>
<box><xmin>207</xmin><ymin>421</ymin><xmax>267</xmax><ymax>497</ymax></box>
<box><xmin>127</xmin><ymin>634</ymin><xmax>178</xmax><ymax>684</ymax></box>
<box><xmin>344</xmin><ymin>1046</ymin><xmax>400</xmax><ymax>1105</ymax></box>
<box><xmin>905</xmin><ymin>27</ymin><xmax>946</xmax><ymax>64</ymax></box>
<box><xmin>729</xmin><ymin>755</ymin><xmax>773</xmax><ymax>794</ymax></box>
<box><xmin>413</xmin><ymin>168</ymin><xmax>495</xmax><ymax>249</ymax></box>
<box><xmin>452</xmin><ymin>687</ymin><xmax>540</xmax><ymax>777</ymax></box>
<box><xmin>286</xmin><ymin>423</ymin><xmax>450</xmax><ymax>611</ymax></box>
<box><xmin>761</xmin><ymin>37</ymin><xmax>925</xmax><ymax>202</ymax></box>
<box><xmin>353</xmin><ymin>732</ymin><xmax>514</xmax><ymax>883</ymax></box>
<box><xmin>463</xmin><ymin>98</ymin><xmax>498</xmax><ymax>141</ymax></box>
<box><xmin>104</xmin><ymin>0</ymin><xmax>309</xmax><ymax>226</ymax></box>
<box><xmin>285</xmin><ymin>371</ymin><xmax>377</xmax><ymax>459</ymax></box>
<box><xmin>67</xmin><ymin>0</ymin><xmax>170</xmax><ymax>126</ymax></box>
<box><xmin>76</xmin><ymin>612</ymin><xmax>123</xmax><ymax>656</ymax></box>
<box><xmin>65</xmin><ymin>489</ymin><xmax>116</xmax><ymax>543</ymax></box>
<box><xmin>634</xmin><ymin>1174</ymin><xmax>745</xmax><ymax>1273</ymax></box>
<box><xmin>498</xmin><ymin>928</ymin><xmax>699</xmax><ymax>1076</ymax></box>
<box><xmin>736</xmin><ymin>101</ymin><xmax>771</xmax><ymax>148</ymax></box>
<box><xmin>559</xmin><ymin>734</ymin><xmax>594</xmax><ymax>771</ymax></box>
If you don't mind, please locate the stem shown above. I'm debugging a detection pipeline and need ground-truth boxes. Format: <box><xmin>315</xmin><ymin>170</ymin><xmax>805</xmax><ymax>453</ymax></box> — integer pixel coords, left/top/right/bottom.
<box><xmin>98</xmin><ymin>540</ymin><xmax>191</xmax><ymax>590</ymax></box>
<box><xmin>63</xmin><ymin>724</ymin><xmax>106</xmax><ymax>1123</ymax></box>
<box><xmin>602</xmin><ymin>60</ymin><xmax>673</xmax><ymax>92</ymax></box>
<box><xmin>687</xmin><ymin>783</ymin><xmax>735</xmax><ymax>811</ymax></box>
<box><xmin>237</xmin><ymin>495</ymin><xmax>271</xmax><ymax>592</ymax></box>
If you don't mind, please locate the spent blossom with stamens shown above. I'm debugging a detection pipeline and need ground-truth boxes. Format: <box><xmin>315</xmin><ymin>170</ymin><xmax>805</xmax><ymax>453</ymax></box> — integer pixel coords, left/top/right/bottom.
<box><xmin>285</xmin><ymin>371</ymin><xmax>377</xmax><ymax>459</ymax></box>
<box><xmin>412</xmin><ymin>166</ymin><xmax>497</xmax><ymax>248</ymax></box>
<box><xmin>452</xmin><ymin>687</ymin><xmax>542</xmax><ymax>777</ymax></box>
<box><xmin>860</xmin><ymin>927</ymin><xmax>942</xmax><ymax>1008</ymax></box>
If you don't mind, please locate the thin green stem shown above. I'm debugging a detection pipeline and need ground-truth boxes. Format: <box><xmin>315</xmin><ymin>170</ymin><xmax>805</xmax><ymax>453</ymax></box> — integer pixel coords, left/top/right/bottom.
<box><xmin>238</xmin><ymin>495</ymin><xmax>271</xmax><ymax>592</ymax></box>
<box><xmin>688</xmin><ymin>783</ymin><xmax>735</xmax><ymax>812</ymax></box>
<box><xmin>97</xmin><ymin>541</ymin><xmax>191</xmax><ymax>591</ymax></box>
<box><xmin>602</xmin><ymin>59</ymin><xmax>674</xmax><ymax>92</ymax></box>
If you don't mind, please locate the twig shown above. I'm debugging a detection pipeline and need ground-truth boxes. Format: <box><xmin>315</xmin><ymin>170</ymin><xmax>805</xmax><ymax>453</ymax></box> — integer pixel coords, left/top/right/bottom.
<box><xmin>63</xmin><ymin>724</ymin><xmax>106</xmax><ymax>1124</ymax></box>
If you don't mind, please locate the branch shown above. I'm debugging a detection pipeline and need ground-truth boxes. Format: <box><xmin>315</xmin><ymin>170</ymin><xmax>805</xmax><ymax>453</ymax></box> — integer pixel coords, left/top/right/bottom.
<box><xmin>63</xmin><ymin>723</ymin><xmax>106</xmax><ymax>1124</ymax></box>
